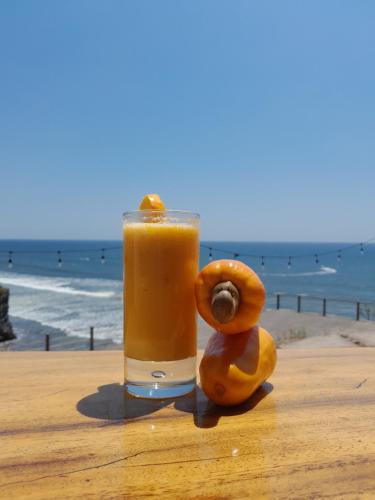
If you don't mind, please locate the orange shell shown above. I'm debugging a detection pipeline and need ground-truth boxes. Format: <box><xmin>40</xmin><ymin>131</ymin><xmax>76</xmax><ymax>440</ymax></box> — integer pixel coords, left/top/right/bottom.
<box><xmin>195</xmin><ymin>259</ymin><xmax>265</xmax><ymax>334</ymax></box>
<box><xmin>199</xmin><ymin>326</ymin><xmax>276</xmax><ymax>406</ymax></box>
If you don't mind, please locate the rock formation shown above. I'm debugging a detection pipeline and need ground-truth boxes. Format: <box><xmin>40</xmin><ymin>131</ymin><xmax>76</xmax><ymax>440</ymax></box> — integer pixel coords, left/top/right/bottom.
<box><xmin>0</xmin><ymin>287</ymin><xmax>15</xmax><ymax>341</ymax></box>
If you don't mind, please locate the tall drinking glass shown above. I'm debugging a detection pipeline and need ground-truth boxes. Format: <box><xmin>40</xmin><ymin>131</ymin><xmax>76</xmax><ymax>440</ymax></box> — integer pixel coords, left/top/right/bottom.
<box><xmin>123</xmin><ymin>210</ymin><xmax>200</xmax><ymax>398</ymax></box>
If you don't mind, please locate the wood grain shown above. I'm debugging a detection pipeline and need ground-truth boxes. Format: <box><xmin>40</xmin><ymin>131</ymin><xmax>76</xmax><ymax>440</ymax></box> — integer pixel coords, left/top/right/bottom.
<box><xmin>0</xmin><ymin>349</ymin><xmax>374</xmax><ymax>499</ymax></box>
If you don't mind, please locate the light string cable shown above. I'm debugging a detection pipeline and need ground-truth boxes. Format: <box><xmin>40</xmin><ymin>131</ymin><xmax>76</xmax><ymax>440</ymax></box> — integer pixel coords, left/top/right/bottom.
<box><xmin>0</xmin><ymin>235</ymin><xmax>374</xmax><ymax>269</ymax></box>
<box><xmin>201</xmin><ymin>234</ymin><xmax>375</xmax><ymax>268</ymax></box>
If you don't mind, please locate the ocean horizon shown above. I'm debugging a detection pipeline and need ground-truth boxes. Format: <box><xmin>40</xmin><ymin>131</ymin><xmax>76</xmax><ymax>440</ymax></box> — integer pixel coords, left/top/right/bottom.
<box><xmin>1</xmin><ymin>239</ymin><xmax>374</xmax><ymax>346</ymax></box>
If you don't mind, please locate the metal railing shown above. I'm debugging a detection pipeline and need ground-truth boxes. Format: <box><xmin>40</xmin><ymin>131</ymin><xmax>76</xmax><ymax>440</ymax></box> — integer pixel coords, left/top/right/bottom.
<box><xmin>44</xmin><ymin>326</ymin><xmax>95</xmax><ymax>351</ymax></box>
<box><xmin>40</xmin><ymin>296</ymin><xmax>375</xmax><ymax>350</ymax></box>
<box><xmin>270</xmin><ymin>293</ymin><xmax>375</xmax><ymax>322</ymax></box>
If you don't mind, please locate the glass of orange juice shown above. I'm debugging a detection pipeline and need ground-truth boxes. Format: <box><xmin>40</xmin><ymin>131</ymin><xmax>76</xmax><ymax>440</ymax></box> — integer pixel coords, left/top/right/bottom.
<box><xmin>123</xmin><ymin>209</ymin><xmax>199</xmax><ymax>398</ymax></box>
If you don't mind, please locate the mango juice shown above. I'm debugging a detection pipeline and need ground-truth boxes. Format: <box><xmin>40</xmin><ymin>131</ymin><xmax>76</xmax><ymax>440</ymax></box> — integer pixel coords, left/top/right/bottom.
<box><xmin>124</xmin><ymin>218</ymin><xmax>199</xmax><ymax>362</ymax></box>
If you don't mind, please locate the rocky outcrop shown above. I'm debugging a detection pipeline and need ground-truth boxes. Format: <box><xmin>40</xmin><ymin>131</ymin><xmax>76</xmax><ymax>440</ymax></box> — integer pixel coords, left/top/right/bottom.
<box><xmin>0</xmin><ymin>287</ymin><xmax>15</xmax><ymax>341</ymax></box>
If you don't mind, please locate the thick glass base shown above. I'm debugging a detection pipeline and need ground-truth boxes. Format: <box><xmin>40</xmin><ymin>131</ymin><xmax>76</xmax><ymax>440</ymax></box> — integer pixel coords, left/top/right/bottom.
<box><xmin>125</xmin><ymin>356</ymin><xmax>196</xmax><ymax>399</ymax></box>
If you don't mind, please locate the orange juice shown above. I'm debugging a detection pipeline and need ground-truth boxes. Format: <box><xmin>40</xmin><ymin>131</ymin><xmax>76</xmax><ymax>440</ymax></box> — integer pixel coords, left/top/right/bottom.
<box><xmin>124</xmin><ymin>214</ymin><xmax>199</xmax><ymax>362</ymax></box>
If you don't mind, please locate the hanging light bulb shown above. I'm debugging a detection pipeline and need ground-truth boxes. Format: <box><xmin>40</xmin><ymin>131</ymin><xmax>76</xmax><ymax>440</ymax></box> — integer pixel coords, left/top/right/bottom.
<box><xmin>57</xmin><ymin>251</ymin><xmax>62</xmax><ymax>268</ymax></box>
<box><xmin>315</xmin><ymin>254</ymin><xmax>319</xmax><ymax>265</ymax></box>
<box><xmin>337</xmin><ymin>250</ymin><xmax>342</xmax><ymax>263</ymax></box>
<box><xmin>208</xmin><ymin>248</ymin><xmax>213</xmax><ymax>261</ymax></box>
<box><xmin>287</xmin><ymin>256</ymin><xmax>292</xmax><ymax>269</ymax></box>
<box><xmin>8</xmin><ymin>251</ymin><xmax>13</xmax><ymax>269</ymax></box>
<box><xmin>261</xmin><ymin>256</ymin><xmax>265</xmax><ymax>270</ymax></box>
<box><xmin>360</xmin><ymin>243</ymin><xmax>364</xmax><ymax>255</ymax></box>
<box><xmin>101</xmin><ymin>248</ymin><xmax>106</xmax><ymax>264</ymax></box>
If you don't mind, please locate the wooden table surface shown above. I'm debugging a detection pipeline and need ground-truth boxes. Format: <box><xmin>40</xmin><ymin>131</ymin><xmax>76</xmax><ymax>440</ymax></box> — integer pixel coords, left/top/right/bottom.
<box><xmin>1</xmin><ymin>349</ymin><xmax>374</xmax><ymax>499</ymax></box>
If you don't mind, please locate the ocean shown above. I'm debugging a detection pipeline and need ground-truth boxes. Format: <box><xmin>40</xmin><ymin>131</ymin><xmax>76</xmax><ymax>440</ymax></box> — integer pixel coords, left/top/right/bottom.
<box><xmin>1</xmin><ymin>240</ymin><xmax>374</xmax><ymax>346</ymax></box>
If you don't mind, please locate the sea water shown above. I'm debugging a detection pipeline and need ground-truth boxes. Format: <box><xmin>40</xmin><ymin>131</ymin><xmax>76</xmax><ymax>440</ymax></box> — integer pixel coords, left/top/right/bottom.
<box><xmin>0</xmin><ymin>240</ymin><xmax>374</xmax><ymax>345</ymax></box>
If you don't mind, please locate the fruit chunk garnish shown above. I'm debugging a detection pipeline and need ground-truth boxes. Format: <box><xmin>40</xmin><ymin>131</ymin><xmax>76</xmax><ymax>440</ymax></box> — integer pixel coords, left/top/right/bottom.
<box><xmin>139</xmin><ymin>194</ymin><xmax>165</xmax><ymax>211</ymax></box>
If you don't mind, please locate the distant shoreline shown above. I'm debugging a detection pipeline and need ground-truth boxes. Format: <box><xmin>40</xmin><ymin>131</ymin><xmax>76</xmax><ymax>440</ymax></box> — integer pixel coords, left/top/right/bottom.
<box><xmin>2</xmin><ymin>310</ymin><xmax>374</xmax><ymax>352</ymax></box>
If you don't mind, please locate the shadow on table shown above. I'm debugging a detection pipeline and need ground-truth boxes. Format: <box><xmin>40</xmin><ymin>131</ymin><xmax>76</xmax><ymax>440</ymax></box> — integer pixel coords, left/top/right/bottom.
<box><xmin>76</xmin><ymin>382</ymin><xmax>273</xmax><ymax>428</ymax></box>
<box><xmin>178</xmin><ymin>382</ymin><xmax>273</xmax><ymax>428</ymax></box>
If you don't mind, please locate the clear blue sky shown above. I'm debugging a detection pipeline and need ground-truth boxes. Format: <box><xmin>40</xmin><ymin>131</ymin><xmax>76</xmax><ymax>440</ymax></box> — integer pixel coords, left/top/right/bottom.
<box><xmin>1</xmin><ymin>1</ymin><xmax>374</xmax><ymax>241</ymax></box>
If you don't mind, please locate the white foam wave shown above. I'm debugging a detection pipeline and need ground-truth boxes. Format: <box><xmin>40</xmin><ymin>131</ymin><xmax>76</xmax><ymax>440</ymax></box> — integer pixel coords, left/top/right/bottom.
<box><xmin>320</xmin><ymin>266</ymin><xmax>337</xmax><ymax>274</ymax></box>
<box><xmin>2</xmin><ymin>271</ymin><xmax>123</xmax><ymax>342</ymax></box>
<box><xmin>263</xmin><ymin>265</ymin><xmax>337</xmax><ymax>278</ymax></box>
<box><xmin>0</xmin><ymin>273</ymin><xmax>116</xmax><ymax>298</ymax></box>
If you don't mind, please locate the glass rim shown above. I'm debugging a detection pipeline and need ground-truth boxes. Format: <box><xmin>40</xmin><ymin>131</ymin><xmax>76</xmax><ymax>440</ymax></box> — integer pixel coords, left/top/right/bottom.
<box><xmin>123</xmin><ymin>209</ymin><xmax>200</xmax><ymax>219</ymax></box>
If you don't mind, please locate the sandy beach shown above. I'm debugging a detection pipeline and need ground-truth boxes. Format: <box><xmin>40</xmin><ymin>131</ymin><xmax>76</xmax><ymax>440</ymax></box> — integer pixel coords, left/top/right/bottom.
<box><xmin>198</xmin><ymin>309</ymin><xmax>375</xmax><ymax>349</ymax></box>
<box><xmin>264</xmin><ymin>309</ymin><xmax>375</xmax><ymax>348</ymax></box>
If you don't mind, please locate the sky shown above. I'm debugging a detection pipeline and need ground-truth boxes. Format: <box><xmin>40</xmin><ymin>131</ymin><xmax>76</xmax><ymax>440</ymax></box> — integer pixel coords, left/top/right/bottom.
<box><xmin>1</xmin><ymin>1</ymin><xmax>374</xmax><ymax>242</ymax></box>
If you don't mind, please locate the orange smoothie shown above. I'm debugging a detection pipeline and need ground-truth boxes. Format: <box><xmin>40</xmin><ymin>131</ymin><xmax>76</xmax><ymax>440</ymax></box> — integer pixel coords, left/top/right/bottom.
<box><xmin>124</xmin><ymin>220</ymin><xmax>199</xmax><ymax>362</ymax></box>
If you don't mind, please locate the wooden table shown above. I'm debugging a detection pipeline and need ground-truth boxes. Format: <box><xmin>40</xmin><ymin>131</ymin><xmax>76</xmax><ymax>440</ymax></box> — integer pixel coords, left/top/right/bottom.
<box><xmin>1</xmin><ymin>349</ymin><xmax>374</xmax><ymax>499</ymax></box>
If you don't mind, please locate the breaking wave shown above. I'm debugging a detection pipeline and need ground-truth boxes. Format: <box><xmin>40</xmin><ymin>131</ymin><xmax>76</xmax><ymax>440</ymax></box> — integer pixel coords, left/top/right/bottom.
<box><xmin>263</xmin><ymin>265</ymin><xmax>337</xmax><ymax>277</ymax></box>
<box><xmin>0</xmin><ymin>272</ymin><xmax>116</xmax><ymax>298</ymax></box>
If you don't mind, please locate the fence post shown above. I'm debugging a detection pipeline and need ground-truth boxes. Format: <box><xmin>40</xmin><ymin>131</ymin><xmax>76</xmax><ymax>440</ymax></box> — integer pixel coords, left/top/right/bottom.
<box><xmin>297</xmin><ymin>295</ymin><xmax>301</xmax><ymax>313</ymax></box>
<box><xmin>356</xmin><ymin>302</ymin><xmax>360</xmax><ymax>321</ymax></box>
<box><xmin>322</xmin><ymin>298</ymin><xmax>327</xmax><ymax>317</ymax></box>
<box><xmin>45</xmin><ymin>334</ymin><xmax>50</xmax><ymax>351</ymax></box>
<box><xmin>90</xmin><ymin>327</ymin><xmax>94</xmax><ymax>351</ymax></box>
<box><xmin>276</xmin><ymin>294</ymin><xmax>280</xmax><ymax>310</ymax></box>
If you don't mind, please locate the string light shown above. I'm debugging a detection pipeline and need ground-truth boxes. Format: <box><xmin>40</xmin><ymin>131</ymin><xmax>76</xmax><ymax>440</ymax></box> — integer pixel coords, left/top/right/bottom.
<box><xmin>0</xmin><ymin>235</ymin><xmax>373</xmax><ymax>270</ymax></box>
<box><xmin>200</xmin><ymin>235</ymin><xmax>375</xmax><ymax>263</ymax></box>
<box><xmin>101</xmin><ymin>249</ymin><xmax>106</xmax><ymax>264</ymax></box>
